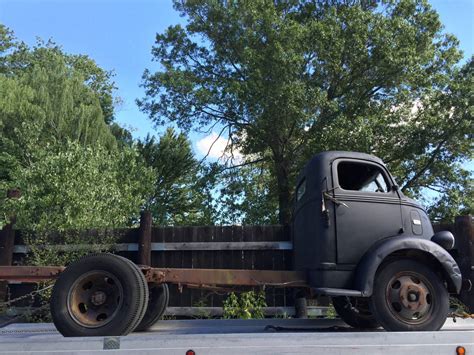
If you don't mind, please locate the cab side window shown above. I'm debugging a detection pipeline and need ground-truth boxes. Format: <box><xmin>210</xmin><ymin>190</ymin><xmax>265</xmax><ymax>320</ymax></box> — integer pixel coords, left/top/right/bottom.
<box><xmin>337</xmin><ymin>162</ymin><xmax>390</xmax><ymax>193</ymax></box>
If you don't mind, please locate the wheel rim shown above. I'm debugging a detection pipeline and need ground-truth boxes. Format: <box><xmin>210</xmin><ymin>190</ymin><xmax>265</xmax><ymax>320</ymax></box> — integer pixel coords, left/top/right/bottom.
<box><xmin>385</xmin><ymin>271</ymin><xmax>434</xmax><ymax>325</ymax></box>
<box><xmin>67</xmin><ymin>270</ymin><xmax>124</xmax><ymax>328</ymax></box>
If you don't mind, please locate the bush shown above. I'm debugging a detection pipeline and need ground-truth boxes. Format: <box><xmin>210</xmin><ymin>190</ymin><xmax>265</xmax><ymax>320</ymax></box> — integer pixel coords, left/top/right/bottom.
<box><xmin>223</xmin><ymin>290</ymin><xmax>267</xmax><ymax>319</ymax></box>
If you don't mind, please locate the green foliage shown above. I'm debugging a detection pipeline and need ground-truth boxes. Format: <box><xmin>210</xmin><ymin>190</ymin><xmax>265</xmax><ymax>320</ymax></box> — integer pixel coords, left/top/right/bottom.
<box><xmin>0</xmin><ymin>29</ymin><xmax>119</xmax><ymax>192</ymax></box>
<box><xmin>0</xmin><ymin>48</ymin><xmax>116</xmax><ymax>150</ymax></box>
<box><xmin>109</xmin><ymin>122</ymin><xmax>134</xmax><ymax>147</ymax></box>
<box><xmin>6</xmin><ymin>141</ymin><xmax>153</xmax><ymax>232</ymax></box>
<box><xmin>216</xmin><ymin>161</ymin><xmax>278</xmax><ymax>225</ymax></box>
<box><xmin>0</xmin><ymin>24</ymin><xmax>15</xmax><ymax>72</ymax></box>
<box><xmin>24</xmin><ymin>231</ymin><xmax>124</xmax><ymax>269</ymax></box>
<box><xmin>66</xmin><ymin>53</ymin><xmax>117</xmax><ymax>124</ymax></box>
<box><xmin>0</xmin><ymin>24</ymin><xmax>117</xmax><ymax>125</ymax></box>
<box><xmin>223</xmin><ymin>290</ymin><xmax>267</xmax><ymax>319</ymax></box>
<box><xmin>0</xmin><ymin>25</ymin><xmax>154</xmax><ymax>244</ymax></box>
<box><xmin>140</xmin><ymin>0</ymin><xmax>472</xmax><ymax>223</ymax></box>
<box><xmin>325</xmin><ymin>303</ymin><xmax>337</xmax><ymax>319</ymax></box>
<box><xmin>137</xmin><ymin>128</ymin><xmax>215</xmax><ymax>225</ymax></box>
<box><xmin>192</xmin><ymin>296</ymin><xmax>212</xmax><ymax>319</ymax></box>
<box><xmin>0</xmin><ymin>25</ymin><xmax>153</xmax><ymax>231</ymax></box>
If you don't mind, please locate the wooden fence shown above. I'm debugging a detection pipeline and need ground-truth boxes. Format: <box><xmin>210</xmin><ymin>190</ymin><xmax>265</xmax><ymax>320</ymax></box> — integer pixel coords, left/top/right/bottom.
<box><xmin>433</xmin><ymin>216</ymin><xmax>473</xmax><ymax>312</ymax></box>
<box><xmin>136</xmin><ymin>224</ymin><xmax>295</xmax><ymax>309</ymax></box>
<box><xmin>1</xmin><ymin>215</ymin><xmax>473</xmax><ymax>313</ymax></box>
<box><xmin>5</xmin><ymin>224</ymin><xmax>297</xmax><ymax>312</ymax></box>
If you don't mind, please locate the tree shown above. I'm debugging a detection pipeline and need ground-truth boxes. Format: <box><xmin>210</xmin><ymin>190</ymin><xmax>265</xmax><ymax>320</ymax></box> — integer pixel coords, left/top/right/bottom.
<box><xmin>0</xmin><ymin>25</ymin><xmax>153</xmax><ymax>230</ymax></box>
<box><xmin>0</xmin><ymin>24</ymin><xmax>117</xmax><ymax>124</ymax></box>
<box><xmin>0</xmin><ymin>52</ymin><xmax>117</xmax><ymax>187</ymax></box>
<box><xmin>0</xmin><ymin>24</ymin><xmax>15</xmax><ymax>73</ymax></box>
<box><xmin>66</xmin><ymin>53</ymin><xmax>117</xmax><ymax>124</ymax></box>
<box><xmin>216</xmin><ymin>161</ymin><xmax>278</xmax><ymax>225</ymax></box>
<box><xmin>136</xmin><ymin>128</ymin><xmax>215</xmax><ymax>225</ymax></box>
<box><xmin>8</xmin><ymin>141</ymin><xmax>154</xmax><ymax>231</ymax></box>
<box><xmin>139</xmin><ymin>0</ymin><xmax>471</xmax><ymax>224</ymax></box>
<box><xmin>110</xmin><ymin>122</ymin><xmax>134</xmax><ymax>147</ymax></box>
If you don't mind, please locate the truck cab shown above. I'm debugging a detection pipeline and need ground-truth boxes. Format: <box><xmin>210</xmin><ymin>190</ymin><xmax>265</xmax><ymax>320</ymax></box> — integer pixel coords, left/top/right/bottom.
<box><xmin>293</xmin><ymin>151</ymin><xmax>462</xmax><ymax>331</ymax></box>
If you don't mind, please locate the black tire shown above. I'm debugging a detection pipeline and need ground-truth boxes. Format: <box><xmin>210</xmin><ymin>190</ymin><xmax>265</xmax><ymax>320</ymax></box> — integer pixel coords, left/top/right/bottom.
<box><xmin>118</xmin><ymin>256</ymin><xmax>150</xmax><ymax>332</ymax></box>
<box><xmin>370</xmin><ymin>259</ymin><xmax>449</xmax><ymax>331</ymax></box>
<box><xmin>135</xmin><ymin>283</ymin><xmax>170</xmax><ymax>331</ymax></box>
<box><xmin>332</xmin><ymin>296</ymin><xmax>379</xmax><ymax>329</ymax></box>
<box><xmin>51</xmin><ymin>253</ymin><xmax>148</xmax><ymax>337</ymax></box>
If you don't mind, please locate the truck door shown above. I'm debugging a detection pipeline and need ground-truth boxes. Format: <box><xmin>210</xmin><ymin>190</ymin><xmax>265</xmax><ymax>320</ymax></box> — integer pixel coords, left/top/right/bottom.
<box><xmin>331</xmin><ymin>159</ymin><xmax>402</xmax><ymax>265</ymax></box>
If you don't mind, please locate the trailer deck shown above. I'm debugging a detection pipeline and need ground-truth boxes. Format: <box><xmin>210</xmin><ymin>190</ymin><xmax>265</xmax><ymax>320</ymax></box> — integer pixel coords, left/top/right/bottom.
<box><xmin>0</xmin><ymin>318</ymin><xmax>472</xmax><ymax>354</ymax></box>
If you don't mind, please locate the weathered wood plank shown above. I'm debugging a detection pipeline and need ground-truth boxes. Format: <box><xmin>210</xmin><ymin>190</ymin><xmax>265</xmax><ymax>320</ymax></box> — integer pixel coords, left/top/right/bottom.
<box><xmin>138</xmin><ymin>211</ymin><xmax>152</xmax><ymax>266</ymax></box>
<box><xmin>13</xmin><ymin>241</ymin><xmax>294</xmax><ymax>254</ymax></box>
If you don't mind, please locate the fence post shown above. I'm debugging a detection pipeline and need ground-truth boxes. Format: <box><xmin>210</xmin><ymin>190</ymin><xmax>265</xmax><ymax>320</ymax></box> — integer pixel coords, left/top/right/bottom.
<box><xmin>295</xmin><ymin>297</ymin><xmax>308</xmax><ymax>319</ymax></box>
<box><xmin>138</xmin><ymin>210</ymin><xmax>152</xmax><ymax>266</ymax></box>
<box><xmin>454</xmin><ymin>215</ymin><xmax>473</xmax><ymax>312</ymax></box>
<box><xmin>0</xmin><ymin>189</ymin><xmax>21</xmax><ymax>301</ymax></box>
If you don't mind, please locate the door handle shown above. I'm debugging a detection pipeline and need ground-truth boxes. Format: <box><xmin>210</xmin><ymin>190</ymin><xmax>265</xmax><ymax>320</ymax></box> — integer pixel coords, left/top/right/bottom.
<box><xmin>323</xmin><ymin>192</ymin><xmax>349</xmax><ymax>208</ymax></box>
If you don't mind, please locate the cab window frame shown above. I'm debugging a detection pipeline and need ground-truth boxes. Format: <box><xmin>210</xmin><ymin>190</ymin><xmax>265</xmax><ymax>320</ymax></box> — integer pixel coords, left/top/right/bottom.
<box><xmin>333</xmin><ymin>159</ymin><xmax>394</xmax><ymax>195</ymax></box>
<box><xmin>296</xmin><ymin>178</ymin><xmax>306</xmax><ymax>202</ymax></box>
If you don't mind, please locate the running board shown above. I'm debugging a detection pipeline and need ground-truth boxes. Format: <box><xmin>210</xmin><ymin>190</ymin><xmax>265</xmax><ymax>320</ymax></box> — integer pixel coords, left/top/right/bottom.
<box><xmin>312</xmin><ymin>288</ymin><xmax>363</xmax><ymax>297</ymax></box>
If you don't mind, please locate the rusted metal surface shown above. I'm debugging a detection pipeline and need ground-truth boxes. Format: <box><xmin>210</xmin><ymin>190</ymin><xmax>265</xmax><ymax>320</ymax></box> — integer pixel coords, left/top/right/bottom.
<box><xmin>0</xmin><ymin>266</ymin><xmax>64</xmax><ymax>282</ymax></box>
<box><xmin>67</xmin><ymin>271</ymin><xmax>123</xmax><ymax>328</ymax></box>
<box><xmin>142</xmin><ymin>267</ymin><xmax>308</xmax><ymax>288</ymax></box>
<box><xmin>0</xmin><ymin>265</ymin><xmax>308</xmax><ymax>288</ymax></box>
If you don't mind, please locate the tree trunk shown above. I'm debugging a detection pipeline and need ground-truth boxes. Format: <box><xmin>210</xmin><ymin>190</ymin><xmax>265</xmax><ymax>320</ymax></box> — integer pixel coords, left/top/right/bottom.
<box><xmin>274</xmin><ymin>158</ymin><xmax>292</xmax><ymax>225</ymax></box>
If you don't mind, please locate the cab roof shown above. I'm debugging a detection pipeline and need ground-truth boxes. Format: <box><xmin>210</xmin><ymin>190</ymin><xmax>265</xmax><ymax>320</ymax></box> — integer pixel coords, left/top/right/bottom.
<box><xmin>308</xmin><ymin>151</ymin><xmax>385</xmax><ymax>167</ymax></box>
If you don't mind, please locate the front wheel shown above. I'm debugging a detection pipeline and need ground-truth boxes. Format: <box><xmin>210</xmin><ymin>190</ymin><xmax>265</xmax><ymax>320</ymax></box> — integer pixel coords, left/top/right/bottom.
<box><xmin>370</xmin><ymin>259</ymin><xmax>449</xmax><ymax>331</ymax></box>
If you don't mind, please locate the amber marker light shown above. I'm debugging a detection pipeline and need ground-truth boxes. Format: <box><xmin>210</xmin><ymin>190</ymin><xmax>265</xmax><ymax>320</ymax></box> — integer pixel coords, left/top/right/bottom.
<box><xmin>456</xmin><ymin>346</ymin><xmax>466</xmax><ymax>355</ymax></box>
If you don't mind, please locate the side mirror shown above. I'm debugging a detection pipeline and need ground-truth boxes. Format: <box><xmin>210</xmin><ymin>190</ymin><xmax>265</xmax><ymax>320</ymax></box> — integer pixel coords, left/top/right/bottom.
<box><xmin>392</xmin><ymin>184</ymin><xmax>399</xmax><ymax>192</ymax></box>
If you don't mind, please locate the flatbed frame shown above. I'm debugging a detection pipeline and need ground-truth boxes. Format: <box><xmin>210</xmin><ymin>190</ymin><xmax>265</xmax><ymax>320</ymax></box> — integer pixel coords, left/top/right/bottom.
<box><xmin>0</xmin><ymin>265</ymin><xmax>309</xmax><ymax>289</ymax></box>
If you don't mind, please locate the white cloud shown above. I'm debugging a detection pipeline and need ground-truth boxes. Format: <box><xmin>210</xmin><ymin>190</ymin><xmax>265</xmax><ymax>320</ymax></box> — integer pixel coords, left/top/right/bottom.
<box><xmin>196</xmin><ymin>132</ymin><xmax>242</xmax><ymax>160</ymax></box>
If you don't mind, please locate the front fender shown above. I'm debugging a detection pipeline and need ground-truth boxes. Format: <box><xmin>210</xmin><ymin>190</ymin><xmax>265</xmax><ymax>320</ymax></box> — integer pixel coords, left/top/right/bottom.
<box><xmin>354</xmin><ymin>236</ymin><xmax>462</xmax><ymax>296</ymax></box>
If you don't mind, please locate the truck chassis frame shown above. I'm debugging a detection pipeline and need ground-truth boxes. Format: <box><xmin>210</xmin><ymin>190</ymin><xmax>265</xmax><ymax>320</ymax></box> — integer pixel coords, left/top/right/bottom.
<box><xmin>0</xmin><ymin>265</ymin><xmax>308</xmax><ymax>289</ymax></box>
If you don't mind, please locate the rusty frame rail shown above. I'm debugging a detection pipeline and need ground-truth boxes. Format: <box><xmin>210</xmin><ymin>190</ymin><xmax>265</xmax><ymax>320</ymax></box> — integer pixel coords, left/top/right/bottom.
<box><xmin>0</xmin><ymin>266</ymin><xmax>65</xmax><ymax>282</ymax></box>
<box><xmin>142</xmin><ymin>267</ymin><xmax>308</xmax><ymax>287</ymax></box>
<box><xmin>0</xmin><ymin>265</ymin><xmax>309</xmax><ymax>288</ymax></box>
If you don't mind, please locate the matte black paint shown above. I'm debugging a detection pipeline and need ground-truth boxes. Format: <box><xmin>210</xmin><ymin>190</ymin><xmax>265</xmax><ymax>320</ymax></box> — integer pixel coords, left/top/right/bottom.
<box><xmin>292</xmin><ymin>151</ymin><xmax>462</xmax><ymax>296</ymax></box>
<box><xmin>354</xmin><ymin>236</ymin><xmax>462</xmax><ymax>296</ymax></box>
<box><xmin>431</xmin><ymin>231</ymin><xmax>455</xmax><ymax>250</ymax></box>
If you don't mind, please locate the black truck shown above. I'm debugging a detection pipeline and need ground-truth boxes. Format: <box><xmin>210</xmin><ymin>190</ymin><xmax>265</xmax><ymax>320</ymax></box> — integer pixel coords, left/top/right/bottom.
<box><xmin>292</xmin><ymin>151</ymin><xmax>463</xmax><ymax>331</ymax></box>
<box><xmin>0</xmin><ymin>151</ymin><xmax>467</xmax><ymax>336</ymax></box>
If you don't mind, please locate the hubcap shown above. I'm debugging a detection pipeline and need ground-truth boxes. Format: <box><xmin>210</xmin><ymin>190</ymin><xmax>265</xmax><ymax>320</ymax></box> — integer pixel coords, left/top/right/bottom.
<box><xmin>90</xmin><ymin>291</ymin><xmax>107</xmax><ymax>306</ymax></box>
<box><xmin>67</xmin><ymin>271</ymin><xmax>123</xmax><ymax>328</ymax></box>
<box><xmin>385</xmin><ymin>272</ymin><xmax>433</xmax><ymax>324</ymax></box>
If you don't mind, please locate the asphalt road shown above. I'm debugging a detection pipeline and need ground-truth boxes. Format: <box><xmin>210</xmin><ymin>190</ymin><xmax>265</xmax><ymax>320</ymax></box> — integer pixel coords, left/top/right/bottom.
<box><xmin>0</xmin><ymin>318</ymin><xmax>473</xmax><ymax>354</ymax></box>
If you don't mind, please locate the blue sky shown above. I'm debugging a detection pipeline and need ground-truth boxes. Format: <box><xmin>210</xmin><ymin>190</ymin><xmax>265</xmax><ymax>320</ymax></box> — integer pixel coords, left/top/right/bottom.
<box><xmin>0</xmin><ymin>0</ymin><xmax>472</xmax><ymax>159</ymax></box>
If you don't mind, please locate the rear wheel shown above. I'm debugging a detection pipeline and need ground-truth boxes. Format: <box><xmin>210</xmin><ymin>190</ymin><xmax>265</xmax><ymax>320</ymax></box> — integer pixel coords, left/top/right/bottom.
<box><xmin>51</xmin><ymin>253</ymin><xmax>148</xmax><ymax>337</ymax></box>
<box><xmin>135</xmin><ymin>283</ymin><xmax>169</xmax><ymax>331</ymax></box>
<box><xmin>332</xmin><ymin>296</ymin><xmax>379</xmax><ymax>329</ymax></box>
<box><xmin>370</xmin><ymin>259</ymin><xmax>449</xmax><ymax>331</ymax></box>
